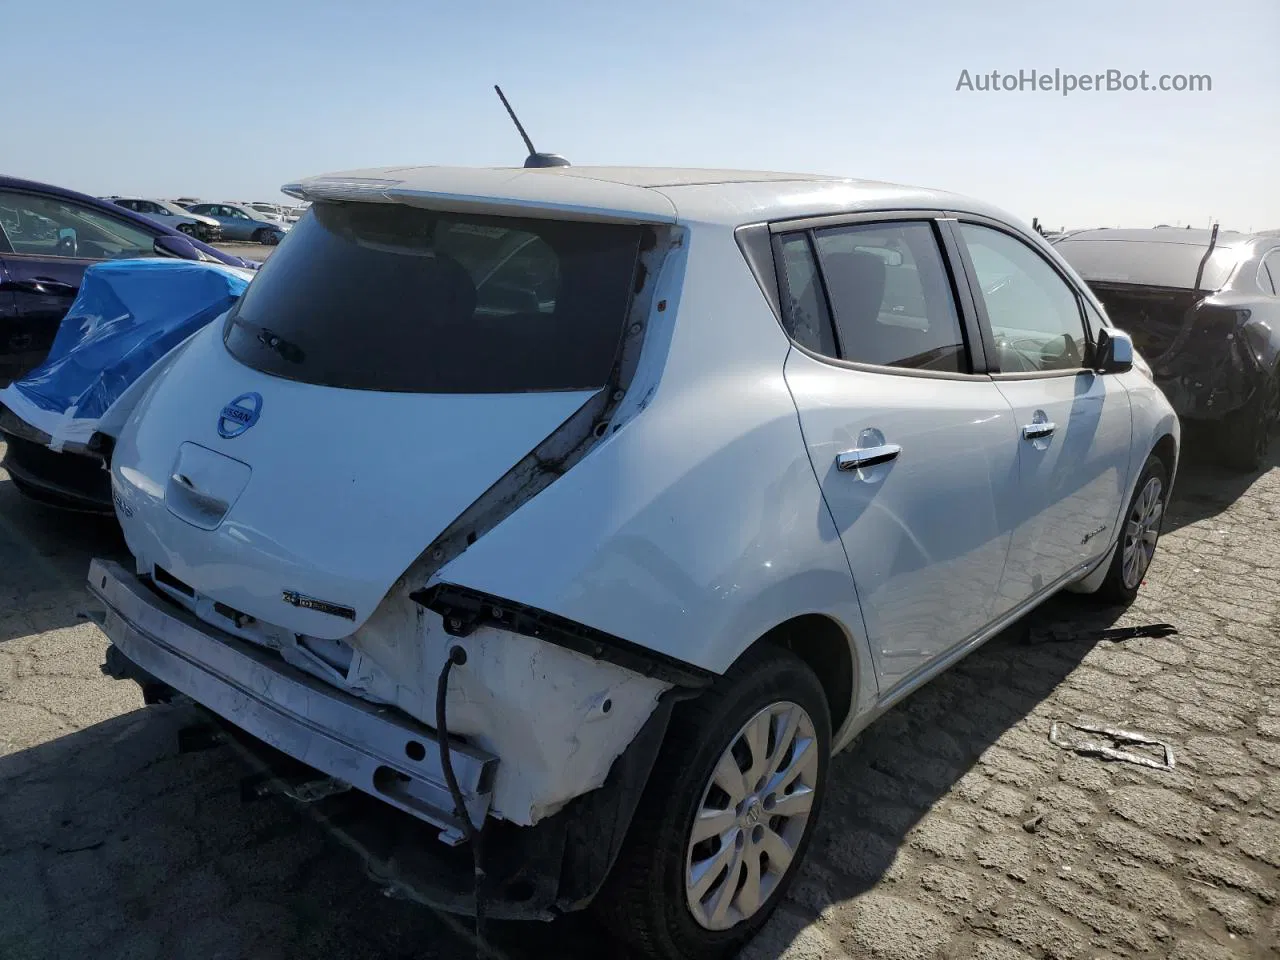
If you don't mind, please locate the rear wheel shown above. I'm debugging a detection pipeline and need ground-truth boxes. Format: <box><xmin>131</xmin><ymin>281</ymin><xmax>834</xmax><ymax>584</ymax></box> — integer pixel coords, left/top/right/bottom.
<box><xmin>1220</xmin><ymin>371</ymin><xmax>1279</xmax><ymax>472</ymax></box>
<box><xmin>596</xmin><ymin>647</ymin><xmax>830</xmax><ymax>959</ymax></box>
<box><xmin>1096</xmin><ymin>453</ymin><xmax>1168</xmax><ymax>604</ymax></box>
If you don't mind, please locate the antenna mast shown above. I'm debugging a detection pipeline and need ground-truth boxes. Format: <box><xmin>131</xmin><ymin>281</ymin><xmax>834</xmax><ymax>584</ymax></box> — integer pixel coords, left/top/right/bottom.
<box><xmin>493</xmin><ymin>85</ymin><xmax>570</xmax><ymax>168</ymax></box>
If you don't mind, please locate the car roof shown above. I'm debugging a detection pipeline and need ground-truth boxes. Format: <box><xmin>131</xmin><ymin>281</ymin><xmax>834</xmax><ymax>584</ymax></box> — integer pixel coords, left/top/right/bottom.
<box><xmin>1057</xmin><ymin>226</ymin><xmax>1253</xmax><ymax>248</ymax></box>
<box><xmin>282</xmin><ymin>165</ymin><xmax>1014</xmax><ymax>228</ymax></box>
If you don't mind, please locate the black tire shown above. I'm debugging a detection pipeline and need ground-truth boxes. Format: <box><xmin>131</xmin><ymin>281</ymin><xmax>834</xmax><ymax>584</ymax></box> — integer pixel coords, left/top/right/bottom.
<box><xmin>1095</xmin><ymin>453</ymin><xmax>1169</xmax><ymax>605</ymax></box>
<box><xmin>1220</xmin><ymin>372</ymin><xmax>1279</xmax><ymax>472</ymax></box>
<box><xmin>253</xmin><ymin>228</ymin><xmax>270</xmax><ymax>245</ymax></box>
<box><xmin>595</xmin><ymin>646</ymin><xmax>831</xmax><ymax>960</ymax></box>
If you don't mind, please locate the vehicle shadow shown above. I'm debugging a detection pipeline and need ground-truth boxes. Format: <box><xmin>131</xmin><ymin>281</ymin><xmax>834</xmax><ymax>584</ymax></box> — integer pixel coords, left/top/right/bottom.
<box><xmin>0</xmin><ymin>596</ymin><xmax>1132</xmax><ymax>960</ymax></box>
<box><xmin>742</xmin><ymin>592</ymin><xmax>1132</xmax><ymax>955</ymax></box>
<box><xmin>1159</xmin><ymin>427</ymin><xmax>1279</xmax><ymax>534</ymax></box>
<box><xmin>0</xmin><ymin>697</ymin><xmax>639</xmax><ymax>960</ymax></box>
<box><xmin>0</xmin><ymin>471</ymin><xmax>126</xmax><ymax>644</ymax></box>
<box><xmin>0</xmin><ymin>438</ymin><xmax>1226</xmax><ymax>959</ymax></box>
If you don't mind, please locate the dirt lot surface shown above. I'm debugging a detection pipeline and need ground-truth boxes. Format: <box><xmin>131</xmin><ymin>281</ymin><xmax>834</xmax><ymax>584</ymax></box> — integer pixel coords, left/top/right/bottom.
<box><xmin>1</xmin><ymin>440</ymin><xmax>1277</xmax><ymax>960</ymax></box>
<box><xmin>214</xmin><ymin>242</ymin><xmax>276</xmax><ymax>264</ymax></box>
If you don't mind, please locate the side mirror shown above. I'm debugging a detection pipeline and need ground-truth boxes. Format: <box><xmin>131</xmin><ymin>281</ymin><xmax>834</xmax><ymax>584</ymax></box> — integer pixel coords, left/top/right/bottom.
<box><xmin>1094</xmin><ymin>328</ymin><xmax>1134</xmax><ymax>374</ymax></box>
<box><xmin>154</xmin><ymin>234</ymin><xmax>200</xmax><ymax>260</ymax></box>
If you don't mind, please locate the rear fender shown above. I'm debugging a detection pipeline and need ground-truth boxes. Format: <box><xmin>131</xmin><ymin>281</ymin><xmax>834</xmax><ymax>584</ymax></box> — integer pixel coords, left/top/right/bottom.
<box><xmin>1156</xmin><ymin>293</ymin><xmax>1270</xmax><ymax>419</ymax></box>
<box><xmin>435</xmin><ymin>225</ymin><xmax>878</xmax><ymax>731</ymax></box>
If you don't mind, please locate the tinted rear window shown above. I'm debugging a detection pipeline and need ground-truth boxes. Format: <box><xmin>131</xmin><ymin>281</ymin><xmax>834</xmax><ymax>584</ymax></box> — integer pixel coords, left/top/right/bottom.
<box><xmin>223</xmin><ymin>202</ymin><xmax>643</xmax><ymax>393</ymax></box>
<box><xmin>1055</xmin><ymin>238</ymin><xmax>1240</xmax><ymax>291</ymax></box>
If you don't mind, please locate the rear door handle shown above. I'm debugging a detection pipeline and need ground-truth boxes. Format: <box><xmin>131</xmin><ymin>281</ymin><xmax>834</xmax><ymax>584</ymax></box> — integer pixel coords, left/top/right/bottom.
<box><xmin>836</xmin><ymin>443</ymin><xmax>902</xmax><ymax>471</ymax></box>
<box><xmin>1022</xmin><ymin>422</ymin><xmax>1056</xmax><ymax>440</ymax></box>
<box><xmin>0</xmin><ymin>277</ymin><xmax>78</xmax><ymax>296</ymax></box>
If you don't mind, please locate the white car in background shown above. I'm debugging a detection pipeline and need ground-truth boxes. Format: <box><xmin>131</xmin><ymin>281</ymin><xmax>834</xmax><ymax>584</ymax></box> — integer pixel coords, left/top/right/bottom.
<box><xmin>102</xmin><ymin>197</ymin><xmax>223</xmax><ymax>242</ymax></box>
<box><xmin>245</xmin><ymin>201</ymin><xmax>291</xmax><ymax>224</ymax></box>
<box><xmin>91</xmin><ymin>165</ymin><xmax>1178</xmax><ymax>959</ymax></box>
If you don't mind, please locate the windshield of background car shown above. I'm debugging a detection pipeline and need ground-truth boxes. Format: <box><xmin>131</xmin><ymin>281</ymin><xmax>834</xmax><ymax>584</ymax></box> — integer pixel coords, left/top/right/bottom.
<box><xmin>1055</xmin><ymin>238</ymin><xmax>1240</xmax><ymax>291</ymax></box>
<box><xmin>223</xmin><ymin>201</ymin><xmax>644</xmax><ymax>393</ymax></box>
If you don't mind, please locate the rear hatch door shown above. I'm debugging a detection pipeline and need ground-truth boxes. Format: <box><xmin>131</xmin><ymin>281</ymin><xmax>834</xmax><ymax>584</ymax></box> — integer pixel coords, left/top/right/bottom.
<box><xmin>111</xmin><ymin>200</ymin><xmax>647</xmax><ymax>639</ymax></box>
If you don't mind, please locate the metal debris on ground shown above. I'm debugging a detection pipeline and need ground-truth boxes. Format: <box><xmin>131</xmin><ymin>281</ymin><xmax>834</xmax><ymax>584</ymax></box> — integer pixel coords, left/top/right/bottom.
<box><xmin>1024</xmin><ymin>622</ymin><xmax>1178</xmax><ymax>645</ymax></box>
<box><xmin>1049</xmin><ymin>720</ymin><xmax>1176</xmax><ymax>770</ymax></box>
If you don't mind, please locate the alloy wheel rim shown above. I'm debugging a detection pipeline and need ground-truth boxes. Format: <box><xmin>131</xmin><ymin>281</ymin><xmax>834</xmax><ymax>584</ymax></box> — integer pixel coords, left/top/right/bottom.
<box><xmin>685</xmin><ymin>701</ymin><xmax>818</xmax><ymax>931</ymax></box>
<box><xmin>1121</xmin><ymin>476</ymin><xmax>1163</xmax><ymax>589</ymax></box>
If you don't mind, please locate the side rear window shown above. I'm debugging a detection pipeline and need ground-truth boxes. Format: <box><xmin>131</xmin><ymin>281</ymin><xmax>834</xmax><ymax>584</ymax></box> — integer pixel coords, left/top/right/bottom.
<box><xmin>774</xmin><ymin>233</ymin><xmax>835</xmax><ymax>355</ymax></box>
<box><xmin>223</xmin><ymin>201</ymin><xmax>644</xmax><ymax>393</ymax></box>
<box><xmin>812</xmin><ymin>221</ymin><xmax>968</xmax><ymax>372</ymax></box>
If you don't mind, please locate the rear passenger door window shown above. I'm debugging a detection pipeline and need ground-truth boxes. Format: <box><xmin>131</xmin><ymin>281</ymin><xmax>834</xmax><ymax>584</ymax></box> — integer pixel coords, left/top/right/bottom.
<box><xmin>958</xmin><ymin>223</ymin><xmax>1088</xmax><ymax>373</ymax></box>
<box><xmin>815</xmin><ymin>221</ymin><xmax>969</xmax><ymax>373</ymax></box>
<box><xmin>773</xmin><ymin>219</ymin><xmax>971</xmax><ymax>373</ymax></box>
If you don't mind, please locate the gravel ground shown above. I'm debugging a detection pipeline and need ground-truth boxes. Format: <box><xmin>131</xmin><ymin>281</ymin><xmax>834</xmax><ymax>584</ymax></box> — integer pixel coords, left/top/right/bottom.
<box><xmin>1</xmin><ymin>439</ymin><xmax>1277</xmax><ymax>960</ymax></box>
<box><xmin>214</xmin><ymin>242</ymin><xmax>277</xmax><ymax>264</ymax></box>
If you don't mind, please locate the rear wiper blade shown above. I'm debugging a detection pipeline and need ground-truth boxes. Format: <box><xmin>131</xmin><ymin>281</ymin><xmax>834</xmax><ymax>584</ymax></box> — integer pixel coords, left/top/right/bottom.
<box><xmin>231</xmin><ymin>317</ymin><xmax>306</xmax><ymax>364</ymax></box>
<box><xmin>256</xmin><ymin>326</ymin><xmax>306</xmax><ymax>365</ymax></box>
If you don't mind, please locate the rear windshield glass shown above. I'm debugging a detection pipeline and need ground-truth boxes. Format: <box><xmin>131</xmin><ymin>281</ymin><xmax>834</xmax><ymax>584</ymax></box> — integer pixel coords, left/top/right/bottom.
<box><xmin>1054</xmin><ymin>238</ymin><xmax>1240</xmax><ymax>291</ymax></box>
<box><xmin>223</xmin><ymin>202</ymin><xmax>643</xmax><ymax>393</ymax></box>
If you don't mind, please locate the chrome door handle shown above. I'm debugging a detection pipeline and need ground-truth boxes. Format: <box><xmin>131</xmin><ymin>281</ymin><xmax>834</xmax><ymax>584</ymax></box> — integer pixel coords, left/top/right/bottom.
<box><xmin>836</xmin><ymin>443</ymin><xmax>901</xmax><ymax>471</ymax></box>
<box><xmin>1022</xmin><ymin>422</ymin><xmax>1056</xmax><ymax>440</ymax></box>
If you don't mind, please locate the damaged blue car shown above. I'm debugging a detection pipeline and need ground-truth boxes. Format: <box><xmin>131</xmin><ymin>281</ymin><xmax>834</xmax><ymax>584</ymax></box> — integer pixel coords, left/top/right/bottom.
<box><xmin>0</xmin><ymin>258</ymin><xmax>251</xmax><ymax>511</ymax></box>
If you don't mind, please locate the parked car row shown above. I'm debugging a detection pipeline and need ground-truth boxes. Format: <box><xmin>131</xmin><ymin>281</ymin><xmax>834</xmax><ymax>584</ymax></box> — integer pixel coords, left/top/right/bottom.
<box><xmin>104</xmin><ymin>197</ymin><xmax>293</xmax><ymax>246</ymax></box>
<box><xmin>179</xmin><ymin>202</ymin><xmax>290</xmax><ymax>245</ymax></box>
<box><xmin>102</xmin><ymin>197</ymin><xmax>223</xmax><ymax>243</ymax></box>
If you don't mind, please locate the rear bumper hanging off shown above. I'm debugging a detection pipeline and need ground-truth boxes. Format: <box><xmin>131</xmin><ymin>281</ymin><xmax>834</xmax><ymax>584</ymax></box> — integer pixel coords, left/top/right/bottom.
<box><xmin>87</xmin><ymin>558</ymin><xmax>497</xmax><ymax>844</ymax></box>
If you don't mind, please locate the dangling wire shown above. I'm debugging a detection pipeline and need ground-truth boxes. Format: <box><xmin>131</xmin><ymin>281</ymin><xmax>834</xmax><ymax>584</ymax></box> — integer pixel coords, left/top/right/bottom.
<box><xmin>436</xmin><ymin>645</ymin><xmax>489</xmax><ymax>959</ymax></box>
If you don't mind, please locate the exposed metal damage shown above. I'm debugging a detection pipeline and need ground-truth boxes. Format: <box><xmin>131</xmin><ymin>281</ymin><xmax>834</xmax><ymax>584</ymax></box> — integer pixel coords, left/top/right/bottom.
<box><xmin>1090</xmin><ymin>285</ymin><xmax>1272</xmax><ymax>420</ymax></box>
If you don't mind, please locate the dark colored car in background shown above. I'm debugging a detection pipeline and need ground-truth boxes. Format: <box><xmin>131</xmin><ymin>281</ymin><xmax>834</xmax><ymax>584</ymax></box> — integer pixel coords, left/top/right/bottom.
<box><xmin>1055</xmin><ymin>227</ymin><xmax>1280</xmax><ymax>469</ymax></box>
<box><xmin>0</xmin><ymin>175</ymin><xmax>257</xmax><ymax>386</ymax></box>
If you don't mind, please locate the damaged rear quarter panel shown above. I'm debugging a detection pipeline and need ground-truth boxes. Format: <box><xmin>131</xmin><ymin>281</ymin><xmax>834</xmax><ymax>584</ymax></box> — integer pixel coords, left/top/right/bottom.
<box><xmin>1153</xmin><ymin>291</ymin><xmax>1276</xmax><ymax>419</ymax></box>
<box><xmin>437</xmin><ymin>221</ymin><xmax>873</xmax><ymax>695</ymax></box>
<box><xmin>340</xmin><ymin>584</ymin><xmax>671</xmax><ymax>825</ymax></box>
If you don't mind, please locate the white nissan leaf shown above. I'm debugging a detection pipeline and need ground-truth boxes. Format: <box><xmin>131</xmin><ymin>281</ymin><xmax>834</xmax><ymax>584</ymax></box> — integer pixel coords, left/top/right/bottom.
<box><xmin>92</xmin><ymin>165</ymin><xmax>1178</xmax><ymax>959</ymax></box>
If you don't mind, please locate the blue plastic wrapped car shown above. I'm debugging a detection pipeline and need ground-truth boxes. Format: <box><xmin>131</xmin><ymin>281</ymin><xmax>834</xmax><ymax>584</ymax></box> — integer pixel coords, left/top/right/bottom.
<box><xmin>0</xmin><ymin>259</ymin><xmax>251</xmax><ymax>511</ymax></box>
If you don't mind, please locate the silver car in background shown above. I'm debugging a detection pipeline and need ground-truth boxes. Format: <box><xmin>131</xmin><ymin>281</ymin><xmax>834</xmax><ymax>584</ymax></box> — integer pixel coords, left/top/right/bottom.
<box><xmin>103</xmin><ymin>197</ymin><xmax>222</xmax><ymax>243</ymax></box>
<box><xmin>185</xmin><ymin>202</ymin><xmax>289</xmax><ymax>245</ymax></box>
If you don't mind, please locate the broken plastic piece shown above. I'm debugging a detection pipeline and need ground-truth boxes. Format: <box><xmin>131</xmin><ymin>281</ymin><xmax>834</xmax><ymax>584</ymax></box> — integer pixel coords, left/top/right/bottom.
<box><xmin>1049</xmin><ymin>720</ymin><xmax>1175</xmax><ymax>770</ymax></box>
<box><xmin>1025</xmin><ymin>622</ymin><xmax>1177</xmax><ymax>645</ymax></box>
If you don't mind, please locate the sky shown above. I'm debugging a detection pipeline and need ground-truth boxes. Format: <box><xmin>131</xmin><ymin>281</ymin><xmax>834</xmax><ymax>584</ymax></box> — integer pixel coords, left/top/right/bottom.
<box><xmin>4</xmin><ymin>0</ymin><xmax>1277</xmax><ymax>231</ymax></box>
